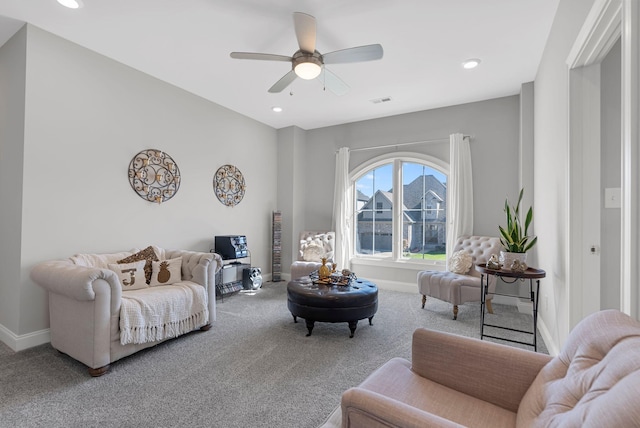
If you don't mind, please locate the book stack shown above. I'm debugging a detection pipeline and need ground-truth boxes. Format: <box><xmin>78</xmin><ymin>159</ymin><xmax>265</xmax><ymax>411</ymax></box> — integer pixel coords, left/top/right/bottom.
<box><xmin>272</xmin><ymin>211</ymin><xmax>282</xmax><ymax>282</ymax></box>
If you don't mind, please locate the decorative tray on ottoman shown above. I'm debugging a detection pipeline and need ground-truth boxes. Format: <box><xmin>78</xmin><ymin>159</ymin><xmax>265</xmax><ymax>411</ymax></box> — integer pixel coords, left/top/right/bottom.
<box><xmin>310</xmin><ymin>270</ymin><xmax>357</xmax><ymax>287</ymax></box>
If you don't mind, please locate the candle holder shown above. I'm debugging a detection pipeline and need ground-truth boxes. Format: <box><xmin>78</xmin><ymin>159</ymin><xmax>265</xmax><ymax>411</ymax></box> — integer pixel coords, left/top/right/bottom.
<box><xmin>128</xmin><ymin>149</ymin><xmax>181</xmax><ymax>204</ymax></box>
<box><xmin>213</xmin><ymin>164</ymin><xmax>246</xmax><ymax>207</ymax></box>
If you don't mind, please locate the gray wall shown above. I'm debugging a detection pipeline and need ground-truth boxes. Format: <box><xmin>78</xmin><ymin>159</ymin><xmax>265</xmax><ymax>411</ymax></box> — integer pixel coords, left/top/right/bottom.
<box><xmin>1</xmin><ymin>25</ymin><xmax>279</xmax><ymax>349</ymax></box>
<box><xmin>0</xmin><ymin>26</ymin><xmax>26</xmax><ymax>335</ymax></box>
<box><xmin>276</xmin><ymin>96</ymin><xmax>521</xmax><ymax>289</ymax></box>
<box><xmin>303</xmin><ymin>96</ymin><xmax>521</xmax><ymax>237</ymax></box>
<box><xmin>600</xmin><ymin>38</ymin><xmax>621</xmax><ymax>309</ymax></box>
<box><xmin>533</xmin><ymin>0</ymin><xmax>596</xmax><ymax>348</ymax></box>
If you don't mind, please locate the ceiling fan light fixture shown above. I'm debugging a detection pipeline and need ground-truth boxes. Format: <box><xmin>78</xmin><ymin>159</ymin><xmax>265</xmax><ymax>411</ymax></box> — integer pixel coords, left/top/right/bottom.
<box><xmin>294</xmin><ymin>61</ymin><xmax>321</xmax><ymax>80</ymax></box>
<box><xmin>292</xmin><ymin>51</ymin><xmax>322</xmax><ymax>80</ymax></box>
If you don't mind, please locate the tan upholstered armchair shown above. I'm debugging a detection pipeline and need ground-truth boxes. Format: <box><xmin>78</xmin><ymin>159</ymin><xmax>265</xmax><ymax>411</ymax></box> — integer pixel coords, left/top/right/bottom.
<box><xmin>340</xmin><ymin>309</ymin><xmax>640</xmax><ymax>427</ymax></box>
<box><xmin>290</xmin><ymin>231</ymin><xmax>335</xmax><ymax>280</ymax></box>
<box><xmin>417</xmin><ymin>235</ymin><xmax>501</xmax><ymax>319</ymax></box>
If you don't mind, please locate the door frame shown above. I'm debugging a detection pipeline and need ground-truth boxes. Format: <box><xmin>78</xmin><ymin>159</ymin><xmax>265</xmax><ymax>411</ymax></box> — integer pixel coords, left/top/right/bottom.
<box><xmin>566</xmin><ymin>0</ymin><xmax>639</xmax><ymax>325</ymax></box>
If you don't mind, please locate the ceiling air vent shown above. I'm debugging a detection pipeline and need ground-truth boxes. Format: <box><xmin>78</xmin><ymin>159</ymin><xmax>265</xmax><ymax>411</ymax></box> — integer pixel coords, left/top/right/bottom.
<box><xmin>370</xmin><ymin>96</ymin><xmax>392</xmax><ymax>104</ymax></box>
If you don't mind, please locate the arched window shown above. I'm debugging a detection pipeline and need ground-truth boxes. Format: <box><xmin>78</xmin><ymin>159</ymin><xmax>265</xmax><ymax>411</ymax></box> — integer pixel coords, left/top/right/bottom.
<box><xmin>352</xmin><ymin>155</ymin><xmax>448</xmax><ymax>263</ymax></box>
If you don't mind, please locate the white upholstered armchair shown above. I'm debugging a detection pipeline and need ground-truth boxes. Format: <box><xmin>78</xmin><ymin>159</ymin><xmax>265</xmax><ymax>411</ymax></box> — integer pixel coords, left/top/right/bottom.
<box><xmin>290</xmin><ymin>231</ymin><xmax>335</xmax><ymax>280</ymax></box>
<box><xmin>417</xmin><ymin>235</ymin><xmax>502</xmax><ymax>320</ymax></box>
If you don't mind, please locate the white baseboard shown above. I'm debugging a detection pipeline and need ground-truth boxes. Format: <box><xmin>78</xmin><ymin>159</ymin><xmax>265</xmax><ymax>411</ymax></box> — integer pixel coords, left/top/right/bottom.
<box><xmin>275</xmin><ymin>277</ymin><xmax>523</xmax><ymax>302</ymax></box>
<box><xmin>517</xmin><ymin>299</ymin><xmax>534</xmax><ymax>313</ymax></box>
<box><xmin>536</xmin><ymin>317</ymin><xmax>558</xmax><ymax>356</ymax></box>
<box><xmin>364</xmin><ymin>279</ymin><xmax>416</xmax><ymax>293</ymax></box>
<box><xmin>0</xmin><ymin>323</ymin><xmax>50</xmax><ymax>352</ymax></box>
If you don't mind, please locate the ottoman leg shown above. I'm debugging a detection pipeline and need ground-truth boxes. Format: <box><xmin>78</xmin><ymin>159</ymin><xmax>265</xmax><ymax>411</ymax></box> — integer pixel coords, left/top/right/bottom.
<box><xmin>348</xmin><ymin>320</ymin><xmax>359</xmax><ymax>338</ymax></box>
<box><xmin>305</xmin><ymin>319</ymin><xmax>315</xmax><ymax>336</ymax></box>
<box><xmin>292</xmin><ymin>314</ymin><xmax>298</xmax><ymax>323</ymax></box>
<box><xmin>368</xmin><ymin>316</ymin><xmax>374</xmax><ymax>326</ymax></box>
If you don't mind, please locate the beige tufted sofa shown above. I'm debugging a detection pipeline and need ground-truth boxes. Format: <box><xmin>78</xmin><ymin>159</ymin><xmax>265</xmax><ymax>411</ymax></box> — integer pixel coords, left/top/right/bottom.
<box><xmin>417</xmin><ymin>235</ymin><xmax>502</xmax><ymax>319</ymax></box>
<box><xmin>31</xmin><ymin>247</ymin><xmax>222</xmax><ymax>376</ymax></box>
<box><xmin>341</xmin><ymin>309</ymin><xmax>640</xmax><ymax>427</ymax></box>
<box><xmin>290</xmin><ymin>231</ymin><xmax>335</xmax><ymax>280</ymax></box>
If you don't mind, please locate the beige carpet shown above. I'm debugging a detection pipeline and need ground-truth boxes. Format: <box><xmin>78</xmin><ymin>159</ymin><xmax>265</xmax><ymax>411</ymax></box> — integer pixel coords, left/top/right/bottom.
<box><xmin>1</xmin><ymin>282</ymin><xmax>546</xmax><ymax>428</ymax></box>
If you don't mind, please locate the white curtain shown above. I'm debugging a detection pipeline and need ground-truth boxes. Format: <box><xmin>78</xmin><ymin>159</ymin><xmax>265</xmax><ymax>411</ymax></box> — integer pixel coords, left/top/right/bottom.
<box><xmin>446</xmin><ymin>133</ymin><xmax>473</xmax><ymax>257</ymax></box>
<box><xmin>332</xmin><ymin>147</ymin><xmax>352</xmax><ymax>269</ymax></box>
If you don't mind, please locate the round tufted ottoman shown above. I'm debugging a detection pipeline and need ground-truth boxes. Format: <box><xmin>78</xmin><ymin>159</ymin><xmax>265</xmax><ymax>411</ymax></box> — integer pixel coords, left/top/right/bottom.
<box><xmin>287</xmin><ymin>277</ymin><xmax>378</xmax><ymax>338</ymax></box>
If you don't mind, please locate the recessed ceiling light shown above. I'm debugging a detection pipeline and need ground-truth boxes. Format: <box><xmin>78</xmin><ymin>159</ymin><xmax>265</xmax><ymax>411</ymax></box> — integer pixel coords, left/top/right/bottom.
<box><xmin>272</xmin><ymin>106</ymin><xmax>283</xmax><ymax>113</ymax></box>
<box><xmin>57</xmin><ymin>0</ymin><xmax>83</xmax><ymax>9</ymax></box>
<box><xmin>462</xmin><ymin>58</ymin><xmax>481</xmax><ymax>69</ymax></box>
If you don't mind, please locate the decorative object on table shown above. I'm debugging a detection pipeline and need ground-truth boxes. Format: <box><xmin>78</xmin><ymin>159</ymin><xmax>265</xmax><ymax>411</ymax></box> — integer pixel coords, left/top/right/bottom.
<box><xmin>318</xmin><ymin>257</ymin><xmax>331</xmax><ymax>279</ymax></box>
<box><xmin>486</xmin><ymin>254</ymin><xmax>502</xmax><ymax>270</ymax></box>
<box><xmin>309</xmin><ymin>267</ymin><xmax>357</xmax><ymax>287</ymax></box>
<box><xmin>498</xmin><ymin>188</ymin><xmax>537</xmax><ymax>269</ymax></box>
<box><xmin>128</xmin><ymin>149</ymin><xmax>181</xmax><ymax>204</ymax></box>
<box><xmin>509</xmin><ymin>259</ymin><xmax>528</xmax><ymax>273</ymax></box>
<box><xmin>213</xmin><ymin>164</ymin><xmax>246</xmax><ymax>206</ymax></box>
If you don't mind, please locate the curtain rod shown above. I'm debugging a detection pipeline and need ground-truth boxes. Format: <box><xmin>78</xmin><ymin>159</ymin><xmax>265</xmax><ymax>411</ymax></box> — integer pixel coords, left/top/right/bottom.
<box><xmin>339</xmin><ymin>135</ymin><xmax>472</xmax><ymax>153</ymax></box>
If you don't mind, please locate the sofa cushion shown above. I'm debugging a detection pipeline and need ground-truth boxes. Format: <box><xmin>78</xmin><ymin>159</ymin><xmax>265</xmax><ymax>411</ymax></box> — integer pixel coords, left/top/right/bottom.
<box><xmin>70</xmin><ymin>251</ymin><xmax>133</xmax><ymax>269</ymax></box>
<box><xmin>107</xmin><ymin>260</ymin><xmax>148</xmax><ymax>291</ymax></box>
<box><xmin>343</xmin><ymin>357</ymin><xmax>517</xmax><ymax>428</ymax></box>
<box><xmin>298</xmin><ymin>231</ymin><xmax>335</xmax><ymax>262</ymax></box>
<box><xmin>517</xmin><ymin>310</ymin><xmax>640</xmax><ymax>427</ymax></box>
<box><xmin>448</xmin><ymin>250</ymin><xmax>472</xmax><ymax>274</ymax></box>
<box><xmin>149</xmin><ymin>257</ymin><xmax>182</xmax><ymax>286</ymax></box>
<box><xmin>303</xmin><ymin>243</ymin><xmax>325</xmax><ymax>262</ymax></box>
<box><xmin>117</xmin><ymin>246</ymin><xmax>159</xmax><ymax>284</ymax></box>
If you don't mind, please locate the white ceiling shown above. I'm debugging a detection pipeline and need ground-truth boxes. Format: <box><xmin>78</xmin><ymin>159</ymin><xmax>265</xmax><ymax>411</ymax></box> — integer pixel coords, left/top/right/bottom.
<box><xmin>0</xmin><ymin>0</ymin><xmax>560</xmax><ymax>130</ymax></box>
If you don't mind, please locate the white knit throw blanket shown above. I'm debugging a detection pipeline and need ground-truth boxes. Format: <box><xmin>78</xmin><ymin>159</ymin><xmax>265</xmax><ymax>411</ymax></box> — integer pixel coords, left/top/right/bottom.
<box><xmin>119</xmin><ymin>282</ymin><xmax>209</xmax><ymax>345</ymax></box>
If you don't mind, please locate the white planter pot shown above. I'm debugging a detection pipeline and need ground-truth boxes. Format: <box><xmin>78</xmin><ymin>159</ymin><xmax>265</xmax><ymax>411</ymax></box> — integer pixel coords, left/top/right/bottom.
<box><xmin>499</xmin><ymin>251</ymin><xmax>527</xmax><ymax>270</ymax></box>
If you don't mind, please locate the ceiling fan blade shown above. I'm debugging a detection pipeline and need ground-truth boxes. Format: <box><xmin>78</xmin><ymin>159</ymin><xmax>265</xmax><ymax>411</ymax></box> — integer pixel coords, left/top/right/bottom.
<box><xmin>293</xmin><ymin>12</ymin><xmax>316</xmax><ymax>53</ymax></box>
<box><xmin>230</xmin><ymin>52</ymin><xmax>292</xmax><ymax>62</ymax></box>
<box><xmin>323</xmin><ymin>44</ymin><xmax>384</xmax><ymax>64</ymax></box>
<box><xmin>268</xmin><ymin>70</ymin><xmax>297</xmax><ymax>93</ymax></box>
<box><xmin>318</xmin><ymin>68</ymin><xmax>349</xmax><ymax>96</ymax></box>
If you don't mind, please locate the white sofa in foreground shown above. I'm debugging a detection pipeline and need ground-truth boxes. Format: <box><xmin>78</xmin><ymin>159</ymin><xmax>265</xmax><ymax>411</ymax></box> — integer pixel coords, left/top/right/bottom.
<box><xmin>31</xmin><ymin>246</ymin><xmax>222</xmax><ymax>376</ymax></box>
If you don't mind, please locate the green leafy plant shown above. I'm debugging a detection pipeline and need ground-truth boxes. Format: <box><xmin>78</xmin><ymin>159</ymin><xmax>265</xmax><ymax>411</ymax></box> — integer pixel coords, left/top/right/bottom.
<box><xmin>498</xmin><ymin>188</ymin><xmax>537</xmax><ymax>253</ymax></box>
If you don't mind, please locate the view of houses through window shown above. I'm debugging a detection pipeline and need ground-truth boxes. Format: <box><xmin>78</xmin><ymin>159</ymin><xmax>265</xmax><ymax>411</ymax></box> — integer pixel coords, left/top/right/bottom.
<box><xmin>355</xmin><ymin>161</ymin><xmax>447</xmax><ymax>261</ymax></box>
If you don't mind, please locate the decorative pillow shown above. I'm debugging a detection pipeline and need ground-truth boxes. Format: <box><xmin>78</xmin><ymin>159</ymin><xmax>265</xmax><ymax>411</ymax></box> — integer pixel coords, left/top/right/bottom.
<box><xmin>117</xmin><ymin>246</ymin><xmax>159</xmax><ymax>284</ymax></box>
<box><xmin>448</xmin><ymin>250</ymin><xmax>473</xmax><ymax>274</ymax></box>
<box><xmin>302</xmin><ymin>243</ymin><xmax>325</xmax><ymax>262</ymax></box>
<box><xmin>108</xmin><ymin>260</ymin><xmax>148</xmax><ymax>291</ymax></box>
<box><xmin>149</xmin><ymin>257</ymin><xmax>182</xmax><ymax>286</ymax></box>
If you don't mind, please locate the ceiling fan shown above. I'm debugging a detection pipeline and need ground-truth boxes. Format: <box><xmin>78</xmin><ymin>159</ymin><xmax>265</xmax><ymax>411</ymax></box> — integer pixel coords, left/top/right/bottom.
<box><xmin>230</xmin><ymin>12</ymin><xmax>383</xmax><ymax>95</ymax></box>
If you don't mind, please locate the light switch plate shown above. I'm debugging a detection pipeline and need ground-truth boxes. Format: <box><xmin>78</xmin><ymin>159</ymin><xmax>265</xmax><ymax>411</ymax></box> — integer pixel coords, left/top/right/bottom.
<box><xmin>605</xmin><ymin>187</ymin><xmax>621</xmax><ymax>208</ymax></box>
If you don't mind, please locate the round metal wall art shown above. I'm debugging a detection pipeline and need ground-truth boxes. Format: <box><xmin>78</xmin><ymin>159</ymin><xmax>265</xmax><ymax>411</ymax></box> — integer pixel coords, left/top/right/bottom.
<box><xmin>128</xmin><ymin>149</ymin><xmax>181</xmax><ymax>204</ymax></box>
<box><xmin>214</xmin><ymin>164</ymin><xmax>246</xmax><ymax>207</ymax></box>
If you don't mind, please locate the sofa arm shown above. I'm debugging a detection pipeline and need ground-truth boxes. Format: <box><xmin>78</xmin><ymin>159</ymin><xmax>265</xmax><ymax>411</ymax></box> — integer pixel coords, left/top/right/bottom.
<box><xmin>411</xmin><ymin>328</ymin><xmax>552</xmax><ymax>413</ymax></box>
<box><xmin>341</xmin><ymin>388</ymin><xmax>464</xmax><ymax>428</ymax></box>
<box><xmin>31</xmin><ymin>260</ymin><xmax>122</xmax><ymax>304</ymax></box>
<box><xmin>165</xmin><ymin>249</ymin><xmax>222</xmax><ymax>324</ymax></box>
<box><xmin>165</xmin><ymin>249</ymin><xmax>222</xmax><ymax>288</ymax></box>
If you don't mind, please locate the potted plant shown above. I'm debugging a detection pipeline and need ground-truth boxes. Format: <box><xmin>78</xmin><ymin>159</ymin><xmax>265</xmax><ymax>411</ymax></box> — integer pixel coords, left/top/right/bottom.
<box><xmin>498</xmin><ymin>188</ymin><xmax>537</xmax><ymax>269</ymax></box>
